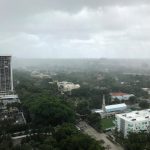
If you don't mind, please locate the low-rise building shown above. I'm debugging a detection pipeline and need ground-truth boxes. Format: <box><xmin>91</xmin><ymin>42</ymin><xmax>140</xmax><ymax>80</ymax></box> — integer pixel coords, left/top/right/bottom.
<box><xmin>105</xmin><ymin>103</ymin><xmax>127</xmax><ymax>113</ymax></box>
<box><xmin>116</xmin><ymin>109</ymin><xmax>150</xmax><ymax>137</ymax></box>
<box><xmin>31</xmin><ymin>71</ymin><xmax>51</xmax><ymax>79</ymax></box>
<box><xmin>57</xmin><ymin>81</ymin><xmax>80</xmax><ymax>92</ymax></box>
<box><xmin>111</xmin><ymin>92</ymin><xmax>134</xmax><ymax>101</ymax></box>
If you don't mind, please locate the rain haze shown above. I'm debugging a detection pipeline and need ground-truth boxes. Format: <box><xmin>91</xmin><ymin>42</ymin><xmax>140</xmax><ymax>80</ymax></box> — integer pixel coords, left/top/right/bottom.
<box><xmin>0</xmin><ymin>0</ymin><xmax>150</xmax><ymax>58</ymax></box>
<box><xmin>1</xmin><ymin>2</ymin><xmax>150</xmax><ymax>150</ymax></box>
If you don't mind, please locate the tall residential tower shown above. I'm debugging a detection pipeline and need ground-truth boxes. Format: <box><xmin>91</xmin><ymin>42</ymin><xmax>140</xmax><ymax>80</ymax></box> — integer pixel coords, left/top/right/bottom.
<box><xmin>0</xmin><ymin>55</ymin><xmax>13</xmax><ymax>95</ymax></box>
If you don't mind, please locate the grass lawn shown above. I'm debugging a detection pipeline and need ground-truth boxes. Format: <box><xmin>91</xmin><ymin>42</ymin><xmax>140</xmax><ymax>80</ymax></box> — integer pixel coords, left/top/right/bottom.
<box><xmin>101</xmin><ymin>118</ymin><xmax>114</xmax><ymax>130</ymax></box>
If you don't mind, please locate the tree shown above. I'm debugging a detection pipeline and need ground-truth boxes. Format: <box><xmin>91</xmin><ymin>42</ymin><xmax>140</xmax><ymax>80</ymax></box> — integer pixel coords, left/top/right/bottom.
<box><xmin>31</xmin><ymin>99</ymin><xmax>75</xmax><ymax>126</ymax></box>
<box><xmin>54</xmin><ymin>123</ymin><xmax>79</xmax><ymax>142</ymax></box>
<box><xmin>128</xmin><ymin>96</ymin><xmax>137</xmax><ymax>104</ymax></box>
<box><xmin>139</xmin><ymin>100</ymin><xmax>149</xmax><ymax>109</ymax></box>
<box><xmin>87</xmin><ymin>113</ymin><xmax>102</xmax><ymax>131</ymax></box>
<box><xmin>0</xmin><ymin>135</ymin><xmax>13</xmax><ymax>150</ymax></box>
<box><xmin>13</xmin><ymin>144</ymin><xmax>32</xmax><ymax>150</ymax></box>
<box><xmin>124</xmin><ymin>132</ymin><xmax>150</xmax><ymax>150</ymax></box>
<box><xmin>60</xmin><ymin>133</ymin><xmax>105</xmax><ymax>150</ymax></box>
<box><xmin>76</xmin><ymin>101</ymin><xmax>90</xmax><ymax>115</ymax></box>
<box><xmin>54</xmin><ymin>124</ymin><xmax>104</xmax><ymax>150</ymax></box>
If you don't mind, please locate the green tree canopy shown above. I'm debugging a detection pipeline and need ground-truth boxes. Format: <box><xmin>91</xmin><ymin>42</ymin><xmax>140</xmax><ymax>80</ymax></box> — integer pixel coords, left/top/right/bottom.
<box><xmin>30</xmin><ymin>99</ymin><xmax>75</xmax><ymax>126</ymax></box>
<box><xmin>139</xmin><ymin>100</ymin><xmax>149</xmax><ymax>109</ymax></box>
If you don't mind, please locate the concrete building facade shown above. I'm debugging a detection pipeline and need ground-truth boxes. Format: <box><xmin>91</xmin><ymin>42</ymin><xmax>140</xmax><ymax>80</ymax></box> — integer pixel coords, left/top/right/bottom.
<box><xmin>0</xmin><ymin>55</ymin><xmax>26</xmax><ymax>125</ymax></box>
<box><xmin>57</xmin><ymin>81</ymin><xmax>80</xmax><ymax>92</ymax></box>
<box><xmin>116</xmin><ymin>109</ymin><xmax>150</xmax><ymax>137</ymax></box>
<box><xmin>0</xmin><ymin>55</ymin><xmax>20</xmax><ymax>106</ymax></box>
<box><xmin>0</xmin><ymin>56</ymin><xmax>13</xmax><ymax>94</ymax></box>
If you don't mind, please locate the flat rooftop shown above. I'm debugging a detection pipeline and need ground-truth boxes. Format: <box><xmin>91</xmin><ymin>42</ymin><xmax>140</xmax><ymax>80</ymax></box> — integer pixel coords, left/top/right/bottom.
<box><xmin>116</xmin><ymin>109</ymin><xmax>150</xmax><ymax>122</ymax></box>
<box><xmin>105</xmin><ymin>103</ymin><xmax>127</xmax><ymax>110</ymax></box>
<box><xmin>92</xmin><ymin>109</ymin><xmax>104</xmax><ymax>113</ymax></box>
<box><xmin>0</xmin><ymin>94</ymin><xmax>18</xmax><ymax>99</ymax></box>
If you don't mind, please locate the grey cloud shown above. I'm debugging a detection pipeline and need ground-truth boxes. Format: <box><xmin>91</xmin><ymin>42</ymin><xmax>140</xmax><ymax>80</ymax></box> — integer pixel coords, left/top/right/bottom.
<box><xmin>0</xmin><ymin>0</ymin><xmax>150</xmax><ymax>23</ymax></box>
<box><xmin>0</xmin><ymin>0</ymin><xmax>150</xmax><ymax>58</ymax></box>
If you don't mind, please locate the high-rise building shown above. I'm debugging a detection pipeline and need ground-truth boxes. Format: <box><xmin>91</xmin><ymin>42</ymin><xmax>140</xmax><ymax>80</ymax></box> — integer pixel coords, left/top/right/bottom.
<box><xmin>0</xmin><ymin>55</ymin><xmax>13</xmax><ymax>94</ymax></box>
<box><xmin>0</xmin><ymin>56</ymin><xmax>25</xmax><ymax>124</ymax></box>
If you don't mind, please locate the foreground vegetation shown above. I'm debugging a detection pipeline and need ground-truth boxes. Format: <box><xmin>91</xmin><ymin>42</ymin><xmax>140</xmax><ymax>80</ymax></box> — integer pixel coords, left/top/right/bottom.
<box><xmin>0</xmin><ymin>124</ymin><xmax>105</xmax><ymax>150</ymax></box>
<box><xmin>0</xmin><ymin>70</ymin><xmax>105</xmax><ymax>150</ymax></box>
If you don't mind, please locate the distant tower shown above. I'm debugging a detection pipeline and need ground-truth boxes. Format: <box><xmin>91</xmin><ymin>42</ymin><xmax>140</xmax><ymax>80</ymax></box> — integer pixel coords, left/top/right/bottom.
<box><xmin>0</xmin><ymin>55</ymin><xmax>13</xmax><ymax>95</ymax></box>
<box><xmin>102</xmin><ymin>95</ymin><xmax>106</xmax><ymax>112</ymax></box>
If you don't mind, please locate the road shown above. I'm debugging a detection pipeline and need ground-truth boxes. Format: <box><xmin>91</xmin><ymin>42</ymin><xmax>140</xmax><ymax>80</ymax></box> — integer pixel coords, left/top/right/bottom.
<box><xmin>78</xmin><ymin>121</ymin><xmax>124</xmax><ymax>150</ymax></box>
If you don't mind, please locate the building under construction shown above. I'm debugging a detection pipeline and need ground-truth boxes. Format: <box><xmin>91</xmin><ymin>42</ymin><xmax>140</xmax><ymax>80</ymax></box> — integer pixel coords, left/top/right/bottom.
<box><xmin>0</xmin><ymin>55</ymin><xmax>13</xmax><ymax>95</ymax></box>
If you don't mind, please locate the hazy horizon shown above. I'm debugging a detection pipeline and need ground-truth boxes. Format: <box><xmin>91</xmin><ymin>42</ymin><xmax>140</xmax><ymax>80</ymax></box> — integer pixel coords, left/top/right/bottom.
<box><xmin>1</xmin><ymin>0</ymin><xmax>150</xmax><ymax>59</ymax></box>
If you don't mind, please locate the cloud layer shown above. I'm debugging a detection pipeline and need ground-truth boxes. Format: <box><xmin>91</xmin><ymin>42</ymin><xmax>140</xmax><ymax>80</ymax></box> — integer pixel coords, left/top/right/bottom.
<box><xmin>0</xmin><ymin>0</ymin><xmax>150</xmax><ymax>58</ymax></box>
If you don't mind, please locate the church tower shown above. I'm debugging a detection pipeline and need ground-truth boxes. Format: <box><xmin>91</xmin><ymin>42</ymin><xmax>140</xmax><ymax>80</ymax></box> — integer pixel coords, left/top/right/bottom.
<box><xmin>102</xmin><ymin>95</ymin><xmax>106</xmax><ymax>112</ymax></box>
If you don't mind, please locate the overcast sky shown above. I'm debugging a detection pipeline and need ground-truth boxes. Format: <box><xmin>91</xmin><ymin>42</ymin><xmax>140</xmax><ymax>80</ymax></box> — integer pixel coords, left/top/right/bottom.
<box><xmin>0</xmin><ymin>0</ymin><xmax>150</xmax><ymax>58</ymax></box>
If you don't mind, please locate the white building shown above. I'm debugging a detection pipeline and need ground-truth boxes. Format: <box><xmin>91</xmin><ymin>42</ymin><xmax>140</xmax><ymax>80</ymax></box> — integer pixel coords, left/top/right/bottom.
<box><xmin>116</xmin><ymin>109</ymin><xmax>150</xmax><ymax>137</ymax></box>
<box><xmin>57</xmin><ymin>81</ymin><xmax>80</xmax><ymax>92</ymax></box>
<box><xmin>111</xmin><ymin>92</ymin><xmax>134</xmax><ymax>101</ymax></box>
<box><xmin>105</xmin><ymin>103</ymin><xmax>127</xmax><ymax>113</ymax></box>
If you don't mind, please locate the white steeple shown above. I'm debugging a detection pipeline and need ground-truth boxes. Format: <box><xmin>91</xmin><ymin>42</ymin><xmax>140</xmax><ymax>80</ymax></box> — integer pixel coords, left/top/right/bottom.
<box><xmin>102</xmin><ymin>95</ymin><xmax>106</xmax><ymax>112</ymax></box>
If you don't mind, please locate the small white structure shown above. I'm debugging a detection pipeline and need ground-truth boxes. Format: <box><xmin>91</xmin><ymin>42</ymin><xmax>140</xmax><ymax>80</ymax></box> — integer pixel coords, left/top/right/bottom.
<box><xmin>111</xmin><ymin>92</ymin><xmax>134</xmax><ymax>101</ymax></box>
<box><xmin>92</xmin><ymin>109</ymin><xmax>104</xmax><ymax>114</ymax></box>
<box><xmin>142</xmin><ymin>88</ymin><xmax>150</xmax><ymax>95</ymax></box>
<box><xmin>57</xmin><ymin>81</ymin><xmax>80</xmax><ymax>92</ymax></box>
<box><xmin>31</xmin><ymin>71</ymin><xmax>51</xmax><ymax>79</ymax></box>
<box><xmin>116</xmin><ymin>109</ymin><xmax>150</xmax><ymax>137</ymax></box>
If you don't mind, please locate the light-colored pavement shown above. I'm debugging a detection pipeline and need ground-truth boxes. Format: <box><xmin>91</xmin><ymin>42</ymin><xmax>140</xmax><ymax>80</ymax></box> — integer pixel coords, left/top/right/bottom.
<box><xmin>78</xmin><ymin>121</ymin><xmax>124</xmax><ymax>150</ymax></box>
